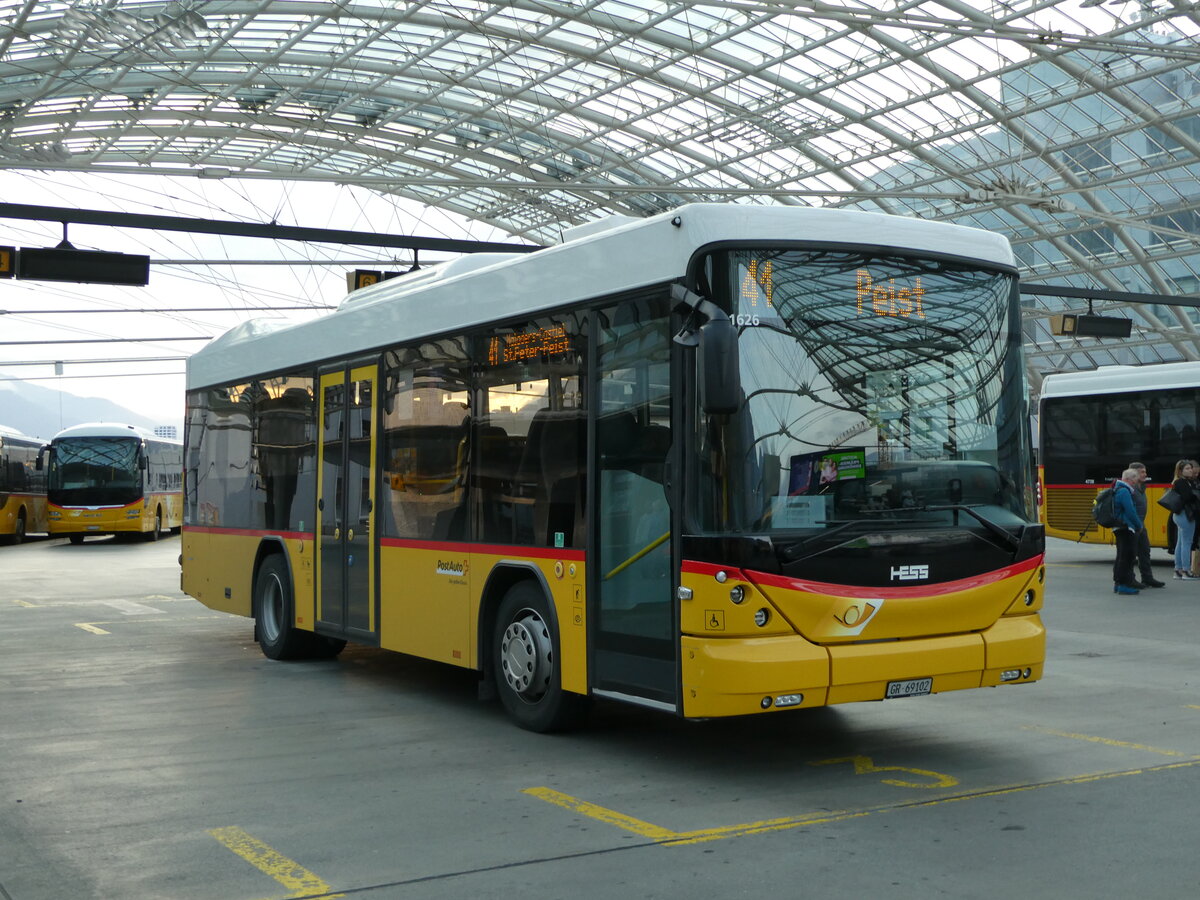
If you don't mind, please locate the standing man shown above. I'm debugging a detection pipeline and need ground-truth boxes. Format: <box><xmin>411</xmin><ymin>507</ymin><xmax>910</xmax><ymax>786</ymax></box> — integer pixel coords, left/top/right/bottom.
<box><xmin>1128</xmin><ymin>461</ymin><xmax>1167</xmax><ymax>588</ymax></box>
<box><xmin>1113</xmin><ymin>468</ymin><xmax>1143</xmax><ymax>595</ymax></box>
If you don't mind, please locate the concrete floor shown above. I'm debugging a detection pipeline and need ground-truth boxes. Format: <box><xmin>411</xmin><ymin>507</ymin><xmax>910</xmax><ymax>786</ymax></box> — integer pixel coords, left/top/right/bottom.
<box><xmin>1</xmin><ymin>533</ymin><xmax>1197</xmax><ymax>899</ymax></box>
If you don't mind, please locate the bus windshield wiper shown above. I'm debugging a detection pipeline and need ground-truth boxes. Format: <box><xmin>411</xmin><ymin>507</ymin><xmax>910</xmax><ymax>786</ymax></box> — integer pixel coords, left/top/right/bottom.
<box><xmin>779</xmin><ymin>517</ymin><xmax>932</xmax><ymax>563</ymax></box>
<box><xmin>918</xmin><ymin>504</ymin><xmax>1022</xmax><ymax>551</ymax></box>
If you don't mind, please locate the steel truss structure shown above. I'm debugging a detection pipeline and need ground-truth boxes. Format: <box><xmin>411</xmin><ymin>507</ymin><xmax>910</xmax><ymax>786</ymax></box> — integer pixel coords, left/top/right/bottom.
<box><xmin>2</xmin><ymin>1</ymin><xmax>1200</xmax><ymax>389</ymax></box>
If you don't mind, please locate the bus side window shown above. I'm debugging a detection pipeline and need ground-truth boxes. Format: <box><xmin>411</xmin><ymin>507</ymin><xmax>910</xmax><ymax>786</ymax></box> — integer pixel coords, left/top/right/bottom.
<box><xmin>380</xmin><ymin>343</ymin><xmax>471</xmax><ymax>541</ymax></box>
<box><xmin>516</xmin><ymin>407</ymin><xmax>585</xmax><ymax>547</ymax></box>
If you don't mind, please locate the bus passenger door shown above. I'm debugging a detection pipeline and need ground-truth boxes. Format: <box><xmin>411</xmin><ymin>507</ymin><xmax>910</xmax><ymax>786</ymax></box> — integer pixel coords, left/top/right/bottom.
<box><xmin>592</xmin><ymin>295</ymin><xmax>678</xmax><ymax>711</ymax></box>
<box><xmin>316</xmin><ymin>364</ymin><xmax>378</xmax><ymax>642</ymax></box>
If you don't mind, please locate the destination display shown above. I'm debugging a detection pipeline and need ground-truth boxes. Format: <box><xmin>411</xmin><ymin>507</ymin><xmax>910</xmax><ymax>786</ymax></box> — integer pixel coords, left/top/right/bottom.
<box><xmin>486</xmin><ymin>324</ymin><xmax>571</xmax><ymax>366</ymax></box>
<box><xmin>855</xmin><ymin>269</ymin><xmax>926</xmax><ymax>319</ymax></box>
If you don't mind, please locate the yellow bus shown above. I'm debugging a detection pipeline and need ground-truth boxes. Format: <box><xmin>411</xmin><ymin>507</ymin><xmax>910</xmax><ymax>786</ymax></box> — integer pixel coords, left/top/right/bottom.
<box><xmin>45</xmin><ymin>423</ymin><xmax>182</xmax><ymax>543</ymax></box>
<box><xmin>0</xmin><ymin>425</ymin><xmax>48</xmax><ymax>543</ymax></box>
<box><xmin>1040</xmin><ymin>361</ymin><xmax>1199</xmax><ymax>551</ymax></box>
<box><xmin>182</xmin><ymin>204</ymin><xmax>1045</xmax><ymax>732</ymax></box>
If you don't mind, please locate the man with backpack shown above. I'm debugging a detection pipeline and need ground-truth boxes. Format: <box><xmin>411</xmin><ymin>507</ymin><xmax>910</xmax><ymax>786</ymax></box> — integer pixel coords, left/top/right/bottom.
<box><xmin>1128</xmin><ymin>461</ymin><xmax>1167</xmax><ymax>588</ymax></box>
<box><xmin>1112</xmin><ymin>468</ymin><xmax>1144</xmax><ymax>595</ymax></box>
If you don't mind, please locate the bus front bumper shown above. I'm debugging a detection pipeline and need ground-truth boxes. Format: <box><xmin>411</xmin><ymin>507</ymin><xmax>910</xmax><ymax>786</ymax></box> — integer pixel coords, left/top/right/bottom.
<box><xmin>679</xmin><ymin>613</ymin><xmax>1044</xmax><ymax>718</ymax></box>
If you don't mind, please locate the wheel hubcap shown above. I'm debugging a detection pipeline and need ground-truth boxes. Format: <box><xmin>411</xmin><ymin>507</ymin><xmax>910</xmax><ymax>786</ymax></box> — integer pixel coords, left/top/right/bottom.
<box><xmin>260</xmin><ymin>574</ymin><xmax>284</xmax><ymax>642</ymax></box>
<box><xmin>500</xmin><ymin>609</ymin><xmax>552</xmax><ymax>701</ymax></box>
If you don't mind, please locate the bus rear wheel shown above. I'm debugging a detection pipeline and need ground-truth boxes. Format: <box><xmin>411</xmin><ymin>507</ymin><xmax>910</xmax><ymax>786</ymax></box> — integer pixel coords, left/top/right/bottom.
<box><xmin>68</xmin><ymin>534</ymin><xmax>84</xmax><ymax>545</ymax></box>
<box><xmin>493</xmin><ymin>581</ymin><xmax>588</xmax><ymax>733</ymax></box>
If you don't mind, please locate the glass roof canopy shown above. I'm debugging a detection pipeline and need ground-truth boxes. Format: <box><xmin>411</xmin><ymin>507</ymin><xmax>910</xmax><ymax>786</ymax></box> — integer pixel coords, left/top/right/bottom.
<box><xmin>2</xmin><ymin>0</ymin><xmax>1200</xmax><ymax>391</ymax></box>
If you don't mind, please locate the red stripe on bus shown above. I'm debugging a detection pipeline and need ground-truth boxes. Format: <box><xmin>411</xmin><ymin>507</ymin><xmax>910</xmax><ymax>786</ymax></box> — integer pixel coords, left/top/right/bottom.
<box><xmin>184</xmin><ymin>525</ymin><xmax>314</xmax><ymax>540</ymax></box>
<box><xmin>683</xmin><ymin>556</ymin><xmax>1043</xmax><ymax>599</ymax></box>
<box><xmin>50</xmin><ymin>494</ymin><xmax>180</xmax><ymax>512</ymax></box>
<box><xmin>51</xmin><ymin>500</ymin><xmax>144</xmax><ymax>512</ymax></box>
<box><xmin>182</xmin><ymin>527</ymin><xmax>584</xmax><ymax>560</ymax></box>
<box><xmin>380</xmin><ymin>537</ymin><xmax>585</xmax><ymax>560</ymax></box>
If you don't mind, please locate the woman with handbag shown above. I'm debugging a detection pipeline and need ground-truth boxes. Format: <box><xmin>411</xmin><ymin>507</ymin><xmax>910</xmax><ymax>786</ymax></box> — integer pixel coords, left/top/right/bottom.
<box><xmin>1166</xmin><ymin>459</ymin><xmax>1199</xmax><ymax>579</ymax></box>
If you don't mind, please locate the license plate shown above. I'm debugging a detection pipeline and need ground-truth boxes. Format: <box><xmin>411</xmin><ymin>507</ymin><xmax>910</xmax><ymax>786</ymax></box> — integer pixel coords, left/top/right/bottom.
<box><xmin>886</xmin><ymin>677</ymin><xmax>932</xmax><ymax>698</ymax></box>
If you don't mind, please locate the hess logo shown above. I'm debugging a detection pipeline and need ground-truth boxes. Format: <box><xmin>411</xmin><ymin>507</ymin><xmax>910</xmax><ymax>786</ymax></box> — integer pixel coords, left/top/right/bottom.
<box><xmin>890</xmin><ymin>564</ymin><xmax>929</xmax><ymax>581</ymax></box>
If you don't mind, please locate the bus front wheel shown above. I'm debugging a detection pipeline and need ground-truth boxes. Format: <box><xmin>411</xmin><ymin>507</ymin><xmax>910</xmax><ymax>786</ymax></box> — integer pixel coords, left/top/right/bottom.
<box><xmin>254</xmin><ymin>554</ymin><xmax>310</xmax><ymax>660</ymax></box>
<box><xmin>2</xmin><ymin>509</ymin><xmax>26</xmax><ymax>545</ymax></box>
<box><xmin>254</xmin><ymin>554</ymin><xmax>345</xmax><ymax>661</ymax></box>
<box><xmin>144</xmin><ymin>509</ymin><xmax>162</xmax><ymax>542</ymax></box>
<box><xmin>493</xmin><ymin>581</ymin><xmax>588</xmax><ymax>733</ymax></box>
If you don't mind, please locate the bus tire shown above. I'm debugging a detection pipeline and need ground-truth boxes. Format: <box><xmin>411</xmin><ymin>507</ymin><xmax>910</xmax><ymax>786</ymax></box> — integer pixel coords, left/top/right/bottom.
<box><xmin>254</xmin><ymin>554</ymin><xmax>312</xmax><ymax>661</ymax></box>
<box><xmin>493</xmin><ymin>580</ymin><xmax>588</xmax><ymax>733</ymax></box>
<box><xmin>144</xmin><ymin>509</ymin><xmax>162</xmax><ymax>542</ymax></box>
<box><xmin>68</xmin><ymin>534</ymin><xmax>84</xmax><ymax>545</ymax></box>
<box><xmin>10</xmin><ymin>509</ymin><xmax>25</xmax><ymax>544</ymax></box>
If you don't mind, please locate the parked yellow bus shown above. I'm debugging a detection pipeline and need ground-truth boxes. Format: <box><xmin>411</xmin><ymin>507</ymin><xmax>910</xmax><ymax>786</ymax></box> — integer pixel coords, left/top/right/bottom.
<box><xmin>45</xmin><ymin>423</ymin><xmax>182</xmax><ymax>543</ymax></box>
<box><xmin>0</xmin><ymin>425</ymin><xmax>48</xmax><ymax>543</ymax></box>
<box><xmin>182</xmin><ymin>204</ymin><xmax>1045</xmax><ymax>731</ymax></box>
<box><xmin>1039</xmin><ymin>362</ymin><xmax>1198</xmax><ymax>551</ymax></box>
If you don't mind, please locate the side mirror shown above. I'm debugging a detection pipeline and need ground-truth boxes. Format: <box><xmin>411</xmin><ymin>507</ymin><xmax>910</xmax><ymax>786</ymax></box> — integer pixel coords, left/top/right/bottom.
<box><xmin>139</xmin><ymin>451</ymin><xmax>148</xmax><ymax>470</ymax></box>
<box><xmin>36</xmin><ymin>447</ymin><xmax>45</xmax><ymax>471</ymax></box>
<box><xmin>698</xmin><ymin>315</ymin><xmax>740</xmax><ymax>415</ymax></box>
<box><xmin>671</xmin><ymin>282</ymin><xmax>741</xmax><ymax>415</ymax></box>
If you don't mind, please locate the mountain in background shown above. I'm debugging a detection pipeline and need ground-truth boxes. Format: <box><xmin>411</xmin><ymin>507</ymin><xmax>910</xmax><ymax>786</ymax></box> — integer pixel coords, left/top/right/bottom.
<box><xmin>0</xmin><ymin>380</ymin><xmax>176</xmax><ymax>441</ymax></box>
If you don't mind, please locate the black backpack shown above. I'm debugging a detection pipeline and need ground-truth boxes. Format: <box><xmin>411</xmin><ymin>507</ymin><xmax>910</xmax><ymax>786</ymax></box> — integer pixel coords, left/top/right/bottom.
<box><xmin>1092</xmin><ymin>485</ymin><xmax>1120</xmax><ymax>528</ymax></box>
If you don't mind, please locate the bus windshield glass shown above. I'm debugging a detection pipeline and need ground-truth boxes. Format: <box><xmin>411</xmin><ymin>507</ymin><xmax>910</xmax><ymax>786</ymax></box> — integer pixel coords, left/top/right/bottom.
<box><xmin>689</xmin><ymin>247</ymin><xmax>1033</xmax><ymax>539</ymax></box>
<box><xmin>49</xmin><ymin>437</ymin><xmax>142</xmax><ymax>506</ymax></box>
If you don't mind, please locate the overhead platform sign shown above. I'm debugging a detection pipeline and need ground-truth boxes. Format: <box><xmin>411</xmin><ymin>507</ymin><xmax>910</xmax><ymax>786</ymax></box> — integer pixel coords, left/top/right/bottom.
<box><xmin>346</xmin><ymin>269</ymin><xmax>403</xmax><ymax>291</ymax></box>
<box><xmin>1049</xmin><ymin>312</ymin><xmax>1133</xmax><ymax>338</ymax></box>
<box><xmin>13</xmin><ymin>247</ymin><xmax>150</xmax><ymax>286</ymax></box>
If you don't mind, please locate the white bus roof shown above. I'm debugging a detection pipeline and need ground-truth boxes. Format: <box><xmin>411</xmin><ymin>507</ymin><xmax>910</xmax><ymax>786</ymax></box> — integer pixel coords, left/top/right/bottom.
<box><xmin>1040</xmin><ymin>361</ymin><xmax>1200</xmax><ymax>399</ymax></box>
<box><xmin>187</xmin><ymin>203</ymin><xmax>1015</xmax><ymax>391</ymax></box>
<box><xmin>0</xmin><ymin>425</ymin><xmax>40</xmax><ymax>443</ymax></box>
<box><xmin>52</xmin><ymin>422</ymin><xmax>176</xmax><ymax>443</ymax></box>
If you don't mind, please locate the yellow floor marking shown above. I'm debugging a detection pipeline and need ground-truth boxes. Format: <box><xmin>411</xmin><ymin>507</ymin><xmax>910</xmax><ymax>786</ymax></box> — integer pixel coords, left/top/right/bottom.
<box><xmin>208</xmin><ymin>826</ymin><xmax>342</xmax><ymax>899</ymax></box>
<box><xmin>11</xmin><ymin>599</ymin><xmax>38</xmax><ymax>607</ymax></box>
<box><xmin>1023</xmin><ymin>725</ymin><xmax>1189</xmax><ymax>757</ymax></box>
<box><xmin>809</xmin><ymin>754</ymin><xmax>958</xmax><ymax>788</ymax></box>
<box><xmin>523</xmin><ymin>787</ymin><xmax>867</xmax><ymax>844</ymax></box>
<box><xmin>71</xmin><ymin>616</ymin><xmax>227</xmax><ymax>636</ymax></box>
<box><xmin>526</xmin><ymin>757</ymin><xmax>1200</xmax><ymax>846</ymax></box>
<box><xmin>1186</xmin><ymin>705</ymin><xmax>1200</xmax><ymax>711</ymax></box>
<box><xmin>522</xmin><ymin>788</ymin><xmax>680</xmax><ymax>840</ymax></box>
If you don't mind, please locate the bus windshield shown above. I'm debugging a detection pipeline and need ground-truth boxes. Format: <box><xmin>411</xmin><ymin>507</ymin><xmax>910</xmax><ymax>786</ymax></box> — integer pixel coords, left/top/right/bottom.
<box><xmin>49</xmin><ymin>437</ymin><xmax>143</xmax><ymax>506</ymax></box>
<box><xmin>688</xmin><ymin>248</ymin><xmax>1033</xmax><ymax>541</ymax></box>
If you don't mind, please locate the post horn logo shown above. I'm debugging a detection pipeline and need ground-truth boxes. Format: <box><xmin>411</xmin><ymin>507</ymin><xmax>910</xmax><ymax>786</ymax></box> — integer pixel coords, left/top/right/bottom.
<box><xmin>833</xmin><ymin>599</ymin><xmax>882</xmax><ymax>635</ymax></box>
